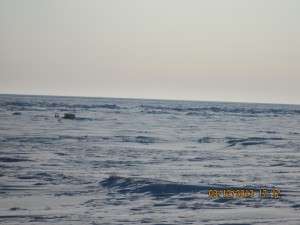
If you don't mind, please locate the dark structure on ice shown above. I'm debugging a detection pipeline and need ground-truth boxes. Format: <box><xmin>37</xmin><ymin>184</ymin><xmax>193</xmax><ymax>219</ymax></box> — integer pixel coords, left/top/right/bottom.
<box><xmin>63</xmin><ymin>113</ymin><xmax>75</xmax><ymax>119</ymax></box>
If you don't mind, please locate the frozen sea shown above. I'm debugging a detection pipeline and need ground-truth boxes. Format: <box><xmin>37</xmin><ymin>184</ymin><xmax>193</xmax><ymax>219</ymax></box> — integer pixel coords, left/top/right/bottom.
<box><xmin>0</xmin><ymin>94</ymin><xmax>300</xmax><ymax>225</ymax></box>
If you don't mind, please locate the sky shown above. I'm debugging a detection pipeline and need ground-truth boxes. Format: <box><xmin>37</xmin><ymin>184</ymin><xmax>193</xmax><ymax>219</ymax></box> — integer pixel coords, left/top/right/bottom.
<box><xmin>0</xmin><ymin>0</ymin><xmax>300</xmax><ymax>104</ymax></box>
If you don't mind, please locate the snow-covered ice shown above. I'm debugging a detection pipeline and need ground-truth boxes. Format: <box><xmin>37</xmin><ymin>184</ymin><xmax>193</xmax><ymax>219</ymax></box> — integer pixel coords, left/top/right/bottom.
<box><xmin>0</xmin><ymin>94</ymin><xmax>299</xmax><ymax>224</ymax></box>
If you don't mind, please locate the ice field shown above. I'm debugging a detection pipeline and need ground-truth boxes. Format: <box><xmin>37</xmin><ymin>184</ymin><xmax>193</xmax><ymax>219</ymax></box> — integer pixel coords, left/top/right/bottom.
<box><xmin>0</xmin><ymin>94</ymin><xmax>300</xmax><ymax>224</ymax></box>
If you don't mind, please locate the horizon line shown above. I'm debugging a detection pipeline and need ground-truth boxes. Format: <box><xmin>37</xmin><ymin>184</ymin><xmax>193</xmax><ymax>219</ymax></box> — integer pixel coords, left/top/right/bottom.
<box><xmin>1</xmin><ymin>92</ymin><xmax>299</xmax><ymax>106</ymax></box>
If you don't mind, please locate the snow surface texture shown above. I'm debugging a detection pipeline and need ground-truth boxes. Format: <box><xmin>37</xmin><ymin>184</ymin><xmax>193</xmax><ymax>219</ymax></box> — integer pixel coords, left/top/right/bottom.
<box><xmin>0</xmin><ymin>94</ymin><xmax>299</xmax><ymax>224</ymax></box>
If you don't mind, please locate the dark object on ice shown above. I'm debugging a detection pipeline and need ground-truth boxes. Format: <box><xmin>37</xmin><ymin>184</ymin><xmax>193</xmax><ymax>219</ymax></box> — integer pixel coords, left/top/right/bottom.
<box><xmin>63</xmin><ymin>113</ymin><xmax>75</xmax><ymax>119</ymax></box>
<box><xmin>55</xmin><ymin>113</ymin><xmax>59</xmax><ymax>118</ymax></box>
<box><xmin>13</xmin><ymin>112</ymin><xmax>22</xmax><ymax>116</ymax></box>
<box><xmin>9</xmin><ymin>207</ymin><xmax>22</xmax><ymax>211</ymax></box>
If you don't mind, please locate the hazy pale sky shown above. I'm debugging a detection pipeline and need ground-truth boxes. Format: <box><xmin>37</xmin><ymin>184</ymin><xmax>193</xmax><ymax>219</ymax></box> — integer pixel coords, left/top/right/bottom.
<box><xmin>1</xmin><ymin>0</ymin><xmax>299</xmax><ymax>104</ymax></box>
